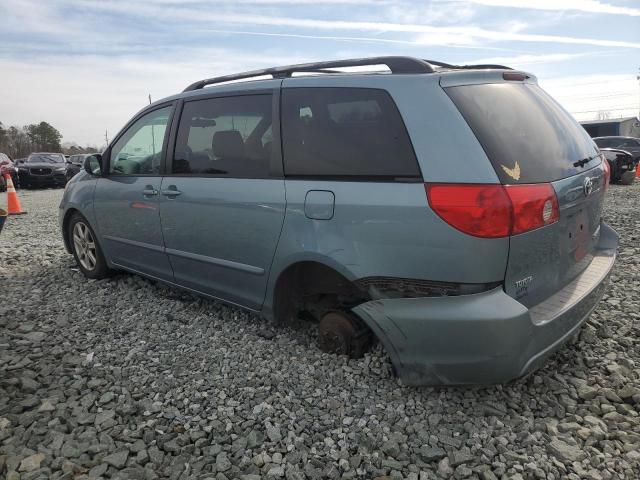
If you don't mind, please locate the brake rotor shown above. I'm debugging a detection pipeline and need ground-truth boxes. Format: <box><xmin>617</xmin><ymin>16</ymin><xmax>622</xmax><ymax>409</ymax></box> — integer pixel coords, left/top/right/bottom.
<box><xmin>318</xmin><ymin>311</ymin><xmax>371</xmax><ymax>358</ymax></box>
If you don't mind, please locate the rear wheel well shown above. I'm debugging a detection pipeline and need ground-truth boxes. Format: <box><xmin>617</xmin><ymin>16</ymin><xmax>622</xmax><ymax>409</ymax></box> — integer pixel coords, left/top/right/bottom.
<box><xmin>272</xmin><ymin>261</ymin><xmax>369</xmax><ymax>324</ymax></box>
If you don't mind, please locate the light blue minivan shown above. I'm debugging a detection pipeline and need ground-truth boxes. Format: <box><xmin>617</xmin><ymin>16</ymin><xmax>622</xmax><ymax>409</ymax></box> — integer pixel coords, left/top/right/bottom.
<box><xmin>60</xmin><ymin>57</ymin><xmax>618</xmax><ymax>385</ymax></box>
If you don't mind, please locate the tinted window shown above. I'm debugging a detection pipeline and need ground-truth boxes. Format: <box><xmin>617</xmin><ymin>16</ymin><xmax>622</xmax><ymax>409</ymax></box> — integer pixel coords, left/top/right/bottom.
<box><xmin>282</xmin><ymin>88</ymin><xmax>420</xmax><ymax>178</ymax></box>
<box><xmin>28</xmin><ymin>154</ymin><xmax>65</xmax><ymax>163</ymax></box>
<box><xmin>446</xmin><ymin>83</ymin><xmax>599</xmax><ymax>184</ymax></box>
<box><xmin>173</xmin><ymin>95</ymin><xmax>273</xmax><ymax>177</ymax></box>
<box><xmin>110</xmin><ymin>106</ymin><xmax>171</xmax><ymax>175</ymax></box>
<box><xmin>594</xmin><ymin>138</ymin><xmax>613</xmax><ymax>148</ymax></box>
<box><xmin>618</xmin><ymin>139</ymin><xmax>640</xmax><ymax>148</ymax></box>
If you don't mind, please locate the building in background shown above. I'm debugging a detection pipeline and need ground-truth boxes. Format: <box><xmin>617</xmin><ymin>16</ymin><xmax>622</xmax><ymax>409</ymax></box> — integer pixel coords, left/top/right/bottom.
<box><xmin>580</xmin><ymin>116</ymin><xmax>640</xmax><ymax>138</ymax></box>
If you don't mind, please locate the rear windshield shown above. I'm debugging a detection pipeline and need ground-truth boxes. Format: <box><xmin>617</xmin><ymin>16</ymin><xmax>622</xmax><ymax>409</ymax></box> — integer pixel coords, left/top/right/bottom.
<box><xmin>445</xmin><ymin>83</ymin><xmax>599</xmax><ymax>184</ymax></box>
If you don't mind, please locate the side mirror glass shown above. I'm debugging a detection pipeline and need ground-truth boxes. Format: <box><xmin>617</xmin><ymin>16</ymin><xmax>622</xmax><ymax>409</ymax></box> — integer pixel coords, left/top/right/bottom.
<box><xmin>83</xmin><ymin>154</ymin><xmax>103</xmax><ymax>176</ymax></box>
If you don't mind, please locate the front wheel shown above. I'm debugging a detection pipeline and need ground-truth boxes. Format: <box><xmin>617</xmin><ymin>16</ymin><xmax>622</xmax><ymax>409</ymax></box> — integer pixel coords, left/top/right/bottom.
<box><xmin>68</xmin><ymin>213</ymin><xmax>112</xmax><ymax>279</ymax></box>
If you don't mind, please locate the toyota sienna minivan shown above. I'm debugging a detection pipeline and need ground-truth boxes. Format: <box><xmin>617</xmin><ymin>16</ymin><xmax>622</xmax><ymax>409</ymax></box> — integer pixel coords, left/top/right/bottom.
<box><xmin>60</xmin><ymin>57</ymin><xmax>618</xmax><ymax>385</ymax></box>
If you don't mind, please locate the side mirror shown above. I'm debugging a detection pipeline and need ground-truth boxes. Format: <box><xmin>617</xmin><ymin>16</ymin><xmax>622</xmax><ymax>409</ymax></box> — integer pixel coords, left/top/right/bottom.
<box><xmin>83</xmin><ymin>154</ymin><xmax>103</xmax><ymax>176</ymax></box>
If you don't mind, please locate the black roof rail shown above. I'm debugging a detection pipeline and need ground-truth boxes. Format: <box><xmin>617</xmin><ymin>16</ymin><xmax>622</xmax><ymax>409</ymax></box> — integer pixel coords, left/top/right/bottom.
<box><xmin>424</xmin><ymin>59</ymin><xmax>513</xmax><ymax>70</ymax></box>
<box><xmin>183</xmin><ymin>56</ymin><xmax>434</xmax><ymax>92</ymax></box>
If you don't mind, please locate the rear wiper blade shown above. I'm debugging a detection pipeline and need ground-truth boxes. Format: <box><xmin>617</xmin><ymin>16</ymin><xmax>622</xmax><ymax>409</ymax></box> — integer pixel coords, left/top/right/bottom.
<box><xmin>573</xmin><ymin>155</ymin><xmax>597</xmax><ymax>168</ymax></box>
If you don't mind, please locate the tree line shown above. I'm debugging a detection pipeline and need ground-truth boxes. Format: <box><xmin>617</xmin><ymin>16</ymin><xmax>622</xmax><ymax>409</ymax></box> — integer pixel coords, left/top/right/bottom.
<box><xmin>0</xmin><ymin>121</ymin><xmax>98</xmax><ymax>159</ymax></box>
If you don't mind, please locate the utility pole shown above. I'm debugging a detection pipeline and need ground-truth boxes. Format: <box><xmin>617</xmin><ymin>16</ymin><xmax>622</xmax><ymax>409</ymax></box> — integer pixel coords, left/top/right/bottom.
<box><xmin>149</xmin><ymin>93</ymin><xmax>155</xmax><ymax>155</ymax></box>
<box><xmin>104</xmin><ymin>130</ymin><xmax>109</xmax><ymax>146</ymax></box>
<box><xmin>637</xmin><ymin>67</ymin><xmax>640</xmax><ymax>119</ymax></box>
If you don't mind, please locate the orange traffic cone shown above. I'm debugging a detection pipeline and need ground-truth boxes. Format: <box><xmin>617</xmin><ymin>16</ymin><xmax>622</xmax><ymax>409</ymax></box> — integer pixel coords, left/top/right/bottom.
<box><xmin>4</xmin><ymin>173</ymin><xmax>26</xmax><ymax>215</ymax></box>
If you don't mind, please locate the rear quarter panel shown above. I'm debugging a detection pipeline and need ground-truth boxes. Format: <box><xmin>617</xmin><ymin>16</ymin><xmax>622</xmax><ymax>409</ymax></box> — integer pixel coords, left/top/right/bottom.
<box><xmin>264</xmin><ymin>74</ymin><xmax>510</xmax><ymax>316</ymax></box>
<box><xmin>264</xmin><ymin>181</ymin><xmax>509</xmax><ymax>315</ymax></box>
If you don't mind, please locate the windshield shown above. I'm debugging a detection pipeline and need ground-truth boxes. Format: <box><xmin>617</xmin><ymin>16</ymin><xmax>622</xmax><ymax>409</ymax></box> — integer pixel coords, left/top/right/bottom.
<box><xmin>28</xmin><ymin>154</ymin><xmax>65</xmax><ymax>164</ymax></box>
<box><xmin>445</xmin><ymin>83</ymin><xmax>599</xmax><ymax>184</ymax></box>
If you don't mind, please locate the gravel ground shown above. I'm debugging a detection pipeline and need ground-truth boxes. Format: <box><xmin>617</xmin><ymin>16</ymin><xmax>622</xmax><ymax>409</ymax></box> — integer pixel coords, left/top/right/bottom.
<box><xmin>1</xmin><ymin>184</ymin><xmax>639</xmax><ymax>480</ymax></box>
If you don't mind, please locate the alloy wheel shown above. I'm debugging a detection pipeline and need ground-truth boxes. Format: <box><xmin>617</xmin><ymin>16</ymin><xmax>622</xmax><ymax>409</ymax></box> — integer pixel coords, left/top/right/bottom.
<box><xmin>72</xmin><ymin>221</ymin><xmax>97</xmax><ymax>271</ymax></box>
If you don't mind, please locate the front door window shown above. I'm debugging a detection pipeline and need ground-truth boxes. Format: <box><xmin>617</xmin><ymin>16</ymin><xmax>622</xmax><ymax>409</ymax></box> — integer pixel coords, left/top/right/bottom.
<box><xmin>110</xmin><ymin>106</ymin><xmax>172</xmax><ymax>175</ymax></box>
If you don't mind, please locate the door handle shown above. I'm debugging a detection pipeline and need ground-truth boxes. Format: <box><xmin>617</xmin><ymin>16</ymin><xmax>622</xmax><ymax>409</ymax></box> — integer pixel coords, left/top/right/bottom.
<box><xmin>142</xmin><ymin>186</ymin><xmax>158</xmax><ymax>196</ymax></box>
<box><xmin>161</xmin><ymin>186</ymin><xmax>182</xmax><ymax>197</ymax></box>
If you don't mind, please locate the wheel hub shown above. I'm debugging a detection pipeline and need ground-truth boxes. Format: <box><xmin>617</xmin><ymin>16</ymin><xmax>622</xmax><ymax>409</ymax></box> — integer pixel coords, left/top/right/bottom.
<box><xmin>318</xmin><ymin>311</ymin><xmax>373</xmax><ymax>358</ymax></box>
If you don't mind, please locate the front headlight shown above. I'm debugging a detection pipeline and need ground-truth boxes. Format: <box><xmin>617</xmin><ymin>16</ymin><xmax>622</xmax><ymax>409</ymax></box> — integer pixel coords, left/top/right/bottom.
<box><xmin>54</xmin><ymin>166</ymin><xmax>66</xmax><ymax>172</ymax></box>
<box><xmin>18</xmin><ymin>167</ymin><xmax>28</xmax><ymax>172</ymax></box>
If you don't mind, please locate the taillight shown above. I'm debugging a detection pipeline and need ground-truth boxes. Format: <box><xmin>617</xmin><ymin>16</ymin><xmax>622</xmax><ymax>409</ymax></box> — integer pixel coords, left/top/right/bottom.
<box><xmin>426</xmin><ymin>183</ymin><xmax>559</xmax><ymax>238</ymax></box>
<box><xmin>602</xmin><ymin>157</ymin><xmax>610</xmax><ymax>190</ymax></box>
<box><xmin>504</xmin><ymin>184</ymin><xmax>559</xmax><ymax>235</ymax></box>
<box><xmin>426</xmin><ymin>184</ymin><xmax>512</xmax><ymax>238</ymax></box>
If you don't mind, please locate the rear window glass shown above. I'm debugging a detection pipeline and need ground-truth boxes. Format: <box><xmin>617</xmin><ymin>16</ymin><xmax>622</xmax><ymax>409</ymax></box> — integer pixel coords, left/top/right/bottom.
<box><xmin>445</xmin><ymin>83</ymin><xmax>599</xmax><ymax>184</ymax></box>
<box><xmin>282</xmin><ymin>88</ymin><xmax>420</xmax><ymax>179</ymax></box>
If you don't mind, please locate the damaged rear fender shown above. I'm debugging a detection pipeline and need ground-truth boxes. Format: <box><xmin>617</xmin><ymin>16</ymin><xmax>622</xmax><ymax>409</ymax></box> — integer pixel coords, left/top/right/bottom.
<box><xmin>352</xmin><ymin>287</ymin><xmax>530</xmax><ymax>386</ymax></box>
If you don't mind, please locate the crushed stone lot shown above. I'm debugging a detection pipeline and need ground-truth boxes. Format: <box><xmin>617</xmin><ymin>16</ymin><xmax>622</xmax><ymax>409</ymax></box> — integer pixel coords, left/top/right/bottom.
<box><xmin>1</xmin><ymin>185</ymin><xmax>639</xmax><ymax>480</ymax></box>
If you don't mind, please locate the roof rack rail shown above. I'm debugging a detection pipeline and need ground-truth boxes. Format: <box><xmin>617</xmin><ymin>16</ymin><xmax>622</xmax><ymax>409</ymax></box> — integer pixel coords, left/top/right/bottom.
<box><xmin>424</xmin><ymin>59</ymin><xmax>512</xmax><ymax>71</ymax></box>
<box><xmin>183</xmin><ymin>56</ymin><xmax>434</xmax><ymax>92</ymax></box>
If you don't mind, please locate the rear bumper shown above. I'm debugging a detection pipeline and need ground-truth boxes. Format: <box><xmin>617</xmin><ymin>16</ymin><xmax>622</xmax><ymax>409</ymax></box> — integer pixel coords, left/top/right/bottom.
<box><xmin>353</xmin><ymin>222</ymin><xmax>619</xmax><ymax>386</ymax></box>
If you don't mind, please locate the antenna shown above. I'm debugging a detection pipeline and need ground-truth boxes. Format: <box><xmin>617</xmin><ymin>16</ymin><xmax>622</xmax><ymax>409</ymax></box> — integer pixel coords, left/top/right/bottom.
<box><xmin>148</xmin><ymin>94</ymin><xmax>152</xmax><ymax>105</ymax></box>
<box><xmin>104</xmin><ymin>130</ymin><xmax>109</xmax><ymax>146</ymax></box>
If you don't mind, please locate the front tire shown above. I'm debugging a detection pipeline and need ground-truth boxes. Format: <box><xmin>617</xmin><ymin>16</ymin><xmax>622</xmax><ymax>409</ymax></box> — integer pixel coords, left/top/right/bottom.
<box><xmin>68</xmin><ymin>213</ymin><xmax>112</xmax><ymax>279</ymax></box>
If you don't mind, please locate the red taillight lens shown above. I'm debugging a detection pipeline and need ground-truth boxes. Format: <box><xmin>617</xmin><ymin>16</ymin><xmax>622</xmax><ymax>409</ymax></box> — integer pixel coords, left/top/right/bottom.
<box><xmin>602</xmin><ymin>157</ymin><xmax>610</xmax><ymax>190</ymax></box>
<box><xmin>426</xmin><ymin>183</ymin><xmax>559</xmax><ymax>238</ymax></box>
<box><xmin>504</xmin><ymin>184</ymin><xmax>559</xmax><ymax>235</ymax></box>
<box><xmin>426</xmin><ymin>184</ymin><xmax>512</xmax><ymax>238</ymax></box>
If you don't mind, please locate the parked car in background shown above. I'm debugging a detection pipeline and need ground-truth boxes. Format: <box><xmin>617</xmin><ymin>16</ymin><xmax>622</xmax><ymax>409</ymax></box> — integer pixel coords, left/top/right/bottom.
<box><xmin>600</xmin><ymin>148</ymin><xmax>637</xmax><ymax>185</ymax></box>
<box><xmin>18</xmin><ymin>152</ymin><xmax>68</xmax><ymax>188</ymax></box>
<box><xmin>594</xmin><ymin>136</ymin><xmax>640</xmax><ymax>162</ymax></box>
<box><xmin>66</xmin><ymin>154</ymin><xmax>91</xmax><ymax>181</ymax></box>
<box><xmin>0</xmin><ymin>153</ymin><xmax>19</xmax><ymax>192</ymax></box>
<box><xmin>59</xmin><ymin>56</ymin><xmax>618</xmax><ymax>385</ymax></box>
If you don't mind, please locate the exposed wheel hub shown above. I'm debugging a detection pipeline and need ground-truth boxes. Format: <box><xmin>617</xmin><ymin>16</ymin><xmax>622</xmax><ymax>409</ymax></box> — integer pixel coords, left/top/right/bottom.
<box><xmin>318</xmin><ymin>311</ymin><xmax>373</xmax><ymax>358</ymax></box>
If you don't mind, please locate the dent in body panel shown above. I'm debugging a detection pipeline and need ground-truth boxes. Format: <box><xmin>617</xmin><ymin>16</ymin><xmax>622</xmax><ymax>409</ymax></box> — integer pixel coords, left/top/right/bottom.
<box><xmin>352</xmin><ymin>287</ymin><xmax>530</xmax><ymax>385</ymax></box>
<box><xmin>352</xmin><ymin>225</ymin><xmax>618</xmax><ymax>386</ymax></box>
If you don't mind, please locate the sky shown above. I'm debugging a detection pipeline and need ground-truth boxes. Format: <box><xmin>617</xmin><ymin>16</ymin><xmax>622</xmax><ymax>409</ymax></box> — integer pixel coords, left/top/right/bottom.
<box><xmin>0</xmin><ymin>0</ymin><xmax>638</xmax><ymax>147</ymax></box>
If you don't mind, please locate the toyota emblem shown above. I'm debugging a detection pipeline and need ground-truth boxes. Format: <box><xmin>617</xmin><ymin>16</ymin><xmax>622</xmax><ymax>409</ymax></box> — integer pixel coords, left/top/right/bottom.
<box><xmin>583</xmin><ymin>177</ymin><xmax>594</xmax><ymax>197</ymax></box>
